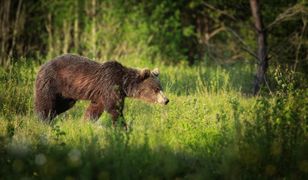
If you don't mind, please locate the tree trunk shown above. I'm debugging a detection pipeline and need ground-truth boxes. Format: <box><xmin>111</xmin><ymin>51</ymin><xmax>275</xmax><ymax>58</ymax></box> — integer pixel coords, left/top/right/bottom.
<box><xmin>46</xmin><ymin>13</ymin><xmax>53</xmax><ymax>59</ymax></box>
<box><xmin>91</xmin><ymin>0</ymin><xmax>96</xmax><ymax>57</ymax></box>
<box><xmin>0</xmin><ymin>0</ymin><xmax>11</xmax><ymax>66</ymax></box>
<box><xmin>9</xmin><ymin>0</ymin><xmax>24</xmax><ymax>59</ymax></box>
<box><xmin>73</xmin><ymin>0</ymin><xmax>79</xmax><ymax>54</ymax></box>
<box><xmin>250</xmin><ymin>0</ymin><xmax>268</xmax><ymax>95</ymax></box>
<box><xmin>62</xmin><ymin>20</ymin><xmax>71</xmax><ymax>54</ymax></box>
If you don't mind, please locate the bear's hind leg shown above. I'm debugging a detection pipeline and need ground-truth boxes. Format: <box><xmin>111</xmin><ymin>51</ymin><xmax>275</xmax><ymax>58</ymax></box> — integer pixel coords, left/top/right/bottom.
<box><xmin>85</xmin><ymin>102</ymin><xmax>104</xmax><ymax>120</ymax></box>
<box><xmin>55</xmin><ymin>95</ymin><xmax>76</xmax><ymax>115</ymax></box>
<box><xmin>35</xmin><ymin>92</ymin><xmax>57</xmax><ymax>121</ymax></box>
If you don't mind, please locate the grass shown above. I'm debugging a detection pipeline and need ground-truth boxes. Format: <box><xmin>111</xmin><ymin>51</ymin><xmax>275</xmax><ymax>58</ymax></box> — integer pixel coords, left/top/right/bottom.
<box><xmin>0</xmin><ymin>58</ymin><xmax>307</xmax><ymax>179</ymax></box>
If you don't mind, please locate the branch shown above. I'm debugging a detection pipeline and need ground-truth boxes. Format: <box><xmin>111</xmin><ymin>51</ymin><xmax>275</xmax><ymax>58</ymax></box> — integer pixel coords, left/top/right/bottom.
<box><xmin>225</xmin><ymin>27</ymin><xmax>259</xmax><ymax>61</ymax></box>
<box><xmin>293</xmin><ymin>17</ymin><xmax>307</xmax><ymax>71</ymax></box>
<box><xmin>201</xmin><ymin>2</ymin><xmax>237</xmax><ymax>21</ymax></box>
<box><xmin>267</xmin><ymin>3</ymin><xmax>308</xmax><ymax>30</ymax></box>
<box><xmin>207</xmin><ymin>26</ymin><xmax>225</xmax><ymax>40</ymax></box>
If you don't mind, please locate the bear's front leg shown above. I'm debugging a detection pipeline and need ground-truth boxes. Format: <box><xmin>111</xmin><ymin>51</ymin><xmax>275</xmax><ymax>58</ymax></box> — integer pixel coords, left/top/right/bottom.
<box><xmin>107</xmin><ymin>109</ymin><xmax>127</xmax><ymax>130</ymax></box>
<box><xmin>85</xmin><ymin>102</ymin><xmax>104</xmax><ymax>120</ymax></box>
<box><xmin>106</xmin><ymin>100</ymin><xmax>127</xmax><ymax>130</ymax></box>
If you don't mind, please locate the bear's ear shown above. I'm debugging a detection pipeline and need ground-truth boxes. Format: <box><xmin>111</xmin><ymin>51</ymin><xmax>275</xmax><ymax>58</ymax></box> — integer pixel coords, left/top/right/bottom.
<box><xmin>151</xmin><ymin>68</ymin><xmax>159</xmax><ymax>76</ymax></box>
<box><xmin>139</xmin><ymin>68</ymin><xmax>151</xmax><ymax>80</ymax></box>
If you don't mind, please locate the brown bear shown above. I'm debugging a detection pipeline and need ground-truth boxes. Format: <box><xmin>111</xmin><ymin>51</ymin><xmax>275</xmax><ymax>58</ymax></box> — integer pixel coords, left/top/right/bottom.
<box><xmin>34</xmin><ymin>54</ymin><xmax>169</xmax><ymax>127</ymax></box>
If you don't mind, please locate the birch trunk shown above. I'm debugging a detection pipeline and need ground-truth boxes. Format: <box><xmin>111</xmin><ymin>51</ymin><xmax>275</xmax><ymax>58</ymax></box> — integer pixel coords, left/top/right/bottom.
<box><xmin>91</xmin><ymin>0</ymin><xmax>96</xmax><ymax>57</ymax></box>
<box><xmin>46</xmin><ymin>13</ymin><xmax>53</xmax><ymax>59</ymax></box>
<box><xmin>74</xmin><ymin>0</ymin><xmax>79</xmax><ymax>53</ymax></box>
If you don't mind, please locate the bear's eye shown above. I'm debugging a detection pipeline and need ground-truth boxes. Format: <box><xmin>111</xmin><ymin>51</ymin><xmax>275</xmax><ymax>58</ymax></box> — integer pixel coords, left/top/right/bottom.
<box><xmin>154</xmin><ymin>88</ymin><xmax>160</xmax><ymax>93</ymax></box>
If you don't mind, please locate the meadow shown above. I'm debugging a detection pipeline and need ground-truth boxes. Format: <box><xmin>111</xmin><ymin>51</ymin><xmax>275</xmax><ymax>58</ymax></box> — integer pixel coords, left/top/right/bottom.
<box><xmin>0</xmin><ymin>58</ymin><xmax>307</xmax><ymax>179</ymax></box>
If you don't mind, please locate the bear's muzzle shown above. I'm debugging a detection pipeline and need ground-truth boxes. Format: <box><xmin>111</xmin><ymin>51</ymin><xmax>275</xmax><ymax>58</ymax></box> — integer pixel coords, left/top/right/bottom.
<box><xmin>157</xmin><ymin>91</ymin><xmax>169</xmax><ymax>105</ymax></box>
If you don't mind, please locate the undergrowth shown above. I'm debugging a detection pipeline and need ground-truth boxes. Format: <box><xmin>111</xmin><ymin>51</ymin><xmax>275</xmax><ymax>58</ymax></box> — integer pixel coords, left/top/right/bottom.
<box><xmin>0</xmin><ymin>59</ymin><xmax>307</xmax><ymax>179</ymax></box>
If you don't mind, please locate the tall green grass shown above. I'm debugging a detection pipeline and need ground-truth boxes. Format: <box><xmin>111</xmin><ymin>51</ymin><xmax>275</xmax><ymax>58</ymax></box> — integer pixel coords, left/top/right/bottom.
<box><xmin>0</xmin><ymin>59</ymin><xmax>307</xmax><ymax>179</ymax></box>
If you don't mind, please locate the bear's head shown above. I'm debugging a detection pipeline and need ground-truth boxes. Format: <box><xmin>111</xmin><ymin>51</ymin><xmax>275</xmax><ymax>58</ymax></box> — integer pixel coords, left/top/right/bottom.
<box><xmin>134</xmin><ymin>68</ymin><xmax>169</xmax><ymax>105</ymax></box>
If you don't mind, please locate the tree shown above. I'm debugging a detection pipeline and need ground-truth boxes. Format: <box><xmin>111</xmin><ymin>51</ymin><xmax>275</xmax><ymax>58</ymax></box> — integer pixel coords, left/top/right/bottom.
<box><xmin>250</xmin><ymin>0</ymin><xmax>268</xmax><ymax>95</ymax></box>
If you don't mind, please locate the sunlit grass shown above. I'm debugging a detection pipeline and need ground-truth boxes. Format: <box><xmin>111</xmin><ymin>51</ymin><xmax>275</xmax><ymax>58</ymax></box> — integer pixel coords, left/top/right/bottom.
<box><xmin>0</xmin><ymin>59</ymin><xmax>307</xmax><ymax>179</ymax></box>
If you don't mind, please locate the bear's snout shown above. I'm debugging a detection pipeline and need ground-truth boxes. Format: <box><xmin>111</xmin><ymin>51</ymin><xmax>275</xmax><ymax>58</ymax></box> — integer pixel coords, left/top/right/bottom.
<box><xmin>157</xmin><ymin>91</ymin><xmax>169</xmax><ymax>105</ymax></box>
<box><xmin>164</xmin><ymin>98</ymin><xmax>169</xmax><ymax>105</ymax></box>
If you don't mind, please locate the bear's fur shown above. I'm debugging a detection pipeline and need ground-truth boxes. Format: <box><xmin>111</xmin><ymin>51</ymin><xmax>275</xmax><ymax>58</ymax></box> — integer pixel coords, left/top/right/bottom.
<box><xmin>34</xmin><ymin>54</ymin><xmax>169</xmax><ymax>127</ymax></box>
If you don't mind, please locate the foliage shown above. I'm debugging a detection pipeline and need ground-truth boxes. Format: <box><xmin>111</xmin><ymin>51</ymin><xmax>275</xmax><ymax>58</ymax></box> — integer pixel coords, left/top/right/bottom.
<box><xmin>1</xmin><ymin>0</ymin><xmax>306</xmax><ymax>69</ymax></box>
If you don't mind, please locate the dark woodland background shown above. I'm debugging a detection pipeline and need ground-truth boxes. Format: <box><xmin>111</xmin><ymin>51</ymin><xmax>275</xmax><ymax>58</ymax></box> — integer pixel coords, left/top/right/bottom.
<box><xmin>1</xmin><ymin>0</ymin><xmax>307</xmax><ymax>90</ymax></box>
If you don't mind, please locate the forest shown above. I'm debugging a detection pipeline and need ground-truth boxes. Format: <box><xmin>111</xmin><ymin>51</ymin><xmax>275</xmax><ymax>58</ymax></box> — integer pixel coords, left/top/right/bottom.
<box><xmin>0</xmin><ymin>0</ymin><xmax>307</xmax><ymax>179</ymax></box>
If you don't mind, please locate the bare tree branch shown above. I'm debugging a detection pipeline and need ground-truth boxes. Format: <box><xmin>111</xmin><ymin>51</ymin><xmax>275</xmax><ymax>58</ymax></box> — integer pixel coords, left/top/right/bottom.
<box><xmin>267</xmin><ymin>3</ymin><xmax>308</xmax><ymax>30</ymax></box>
<box><xmin>225</xmin><ymin>27</ymin><xmax>259</xmax><ymax>61</ymax></box>
<box><xmin>201</xmin><ymin>2</ymin><xmax>237</xmax><ymax>21</ymax></box>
